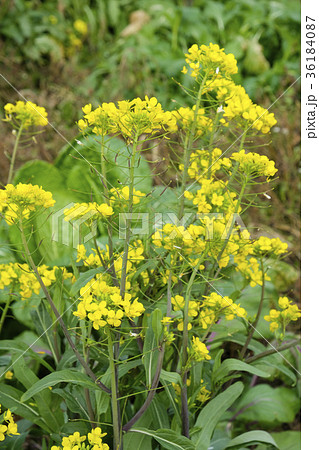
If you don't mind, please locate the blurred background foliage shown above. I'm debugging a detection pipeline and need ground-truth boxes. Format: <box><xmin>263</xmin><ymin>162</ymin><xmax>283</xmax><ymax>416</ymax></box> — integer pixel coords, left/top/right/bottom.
<box><xmin>0</xmin><ymin>0</ymin><xmax>300</xmax><ymax>301</ymax></box>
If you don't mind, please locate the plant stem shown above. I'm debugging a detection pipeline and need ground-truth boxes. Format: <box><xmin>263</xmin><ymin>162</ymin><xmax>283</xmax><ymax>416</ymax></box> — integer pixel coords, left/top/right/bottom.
<box><xmin>240</xmin><ymin>260</ymin><xmax>266</xmax><ymax>359</ymax></box>
<box><xmin>0</xmin><ymin>292</ymin><xmax>13</xmax><ymax>335</ymax></box>
<box><xmin>181</xmin><ymin>257</ymin><xmax>203</xmax><ymax>438</ymax></box>
<box><xmin>7</xmin><ymin>123</ymin><xmax>23</xmax><ymax>184</ymax></box>
<box><xmin>19</xmin><ymin>220</ymin><xmax>111</xmax><ymax>394</ymax></box>
<box><xmin>107</xmin><ymin>327</ymin><xmax>121</xmax><ymax>450</ymax></box>
<box><xmin>178</xmin><ymin>74</ymin><xmax>207</xmax><ymax>220</ymax></box>
<box><xmin>245</xmin><ymin>339</ymin><xmax>300</xmax><ymax>364</ymax></box>
<box><xmin>100</xmin><ymin>138</ymin><xmax>118</xmax><ymax>285</ymax></box>
<box><xmin>122</xmin><ymin>343</ymin><xmax>165</xmax><ymax>432</ymax></box>
<box><xmin>120</xmin><ymin>136</ymin><xmax>138</xmax><ymax>297</ymax></box>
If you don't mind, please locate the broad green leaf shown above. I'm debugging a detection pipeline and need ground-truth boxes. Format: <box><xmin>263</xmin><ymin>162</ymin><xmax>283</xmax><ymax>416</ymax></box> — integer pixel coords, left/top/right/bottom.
<box><xmin>53</xmin><ymin>387</ymin><xmax>90</xmax><ymax>420</ymax></box>
<box><xmin>123</xmin><ymin>413</ymin><xmax>153</xmax><ymax>449</ymax></box>
<box><xmin>55</xmin><ymin>133</ymin><xmax>152</xmax><ymax>197</ymax></box>
<box><xmin>143</xmin><ymin>311</ymin><xmax>160</xmax><ymax>387</ymax></box>
<box><xmin>0</xmin><ymin>384</ymin><xmax>50</xmax><ymax>432</ymax></box>
<box><xmin>152</xmin><ymin>308</ymin><xmax>163</xmax><ymax>341</ymax></box>
<box><xmin>234</xmin><ymin>384</ymin><xmax>300</xmax><ymax>425</ymax></box>
<box><xmin>160</xmin><ymin>369</ymin><xmax>181</xmax><ymax>385</ymax></box>
<box><xmin>161</xmin><ymin>383</ymin><xmax>181</xmax><ymax>425</ymax></box>
<box><xmin>129</xmin><ymin>428</ymin><xmax>195</xmax><ymax>450</ymax></box>
<box><xmin>11</xmin><ymin>353</ymin><xmax>64</xmax><ymax>432</ymax></box>
<box><xmin>21</xmin><ymin>369</ymin><xmax>102</xmax><ymax>402</ymax></box>
<box><xmin>0</xmin><ymin>339</ymin><xmax>54</xmax><ymax>373</ymax></box>
<box><xmin>225</xmin><ymin>430</ymin><xmax>279</xmax><ymax>448</ymax></box>
<box><xmin>12</xmin><ymin>160</ymin><xmax>82</xmax><ymax>265</ymax></box>
<box><xmin>149</xmin><ymin>395</ymin><xmax>170</xmax><ymax>429</ymax></box>
<box><xmin>193</xmin><ymin>382</ymin><xmax>244</xmax><ymax>450</ymax></box>
<box><xmin>212</xmin><ymin>349</ymin><xmax>224</xmax><ymax>375</ymax></box>
<box><xmin>267</xmin><ymin>431</ymin><xmax>300</xmax><ymax>450</ymax></box>
<box><xmin>213</xmin><ymin>358</ymin><xmax>270</xmax><ymax>384</ymax></box>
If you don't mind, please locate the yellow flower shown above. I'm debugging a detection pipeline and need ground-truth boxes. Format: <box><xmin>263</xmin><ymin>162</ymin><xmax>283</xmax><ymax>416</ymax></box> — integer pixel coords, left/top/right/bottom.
<box><xmin>264</xmin><ymin>297</ymin><xmax>301</xmax><ymax>336</ymax></box>
<box><xmin>3</xmin><ymin>101</ymin><xmax>48</xmax><ymax>128</ymax></box>
<box><xmin>74</xmin><ymin>19</ymin><xmax>88</xmax><ymax>35</ymax></box>
<box><xmin>64</xmin><ymin>202</ymin><xmax>113</xmax><ymax>223</ymax></box>
<box><xmin>78</xmin><ymin>96</ymin><xmax>177</xmax><ymax>140</ymax></box>
<box><xmin>4</xmin><ymin>371</ymin><xmax>13</xmax><ymax>380</ymax></box>
<box><xmin>0</xmin><ymin>183</ymin><xmax>55</xmax><ymax>225</ymax></box>
<box><xmin>184</xmin><ymin>43</ymin><xmax>238</xmax><ymax>80</ymax></box>
<box><xmin>190</xmin><ymin>336</ymin><xmax>211</xmax><ymax>361</ymax></box>
<box><xmin>231</xmin><ymin>150</ymin><xmax>277</xmax><ymax>178</ymax></box>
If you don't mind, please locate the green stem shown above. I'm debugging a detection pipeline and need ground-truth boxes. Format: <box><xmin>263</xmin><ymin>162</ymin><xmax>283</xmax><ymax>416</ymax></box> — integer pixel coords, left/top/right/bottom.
<box><xmin>107</xmin><ymin>327</ymin><xmax>121</xmax><ymax>450</ymax></box>
<box><xmin>100</xmin><ymin>138</ymin><xmax>118</xmax><ymax>286</ymax></box>
<box><xmin>240</xmin><ymin>260</ymin><xmax>266</xmax><ymax>359</ymax></box>
<box><xmin>245</xmin><ymin>339</ymin><xmax>300</xmax><ymax>364</ymax></box>
<box><xmin>0</xmin><ymin>292</ymin><xmax>13</xmax><ymax>335</ymax></box>
<box><xmin>178</xmin><ymin>74</ymin><xmax>208</xmax><ymax>220</ymax></box>
<box><xmin>205</xmin><ymin>173</ymin><xmax>248</xmax><ymax>291</ymax></box>
<box><xmin>120</xmin><ymin>137</ymin><xmax>138</xmax><ymax>297</ymax></box>
<box><xmin>7</xmin><ymin>123</ymin><xmax>23</xmax><ymax>184</ymax></box>
<box><xmin>122</xmin><ymin>343</ymin><xmax>165</xmax><ymax>432</ymax></box>
<box><xmin>181</xmin><ymin>256</ymin><xmax>205</xmax><ymax>437</ymax></box>
<box><xmin>19</xmin><ymin>219</ymin><xmax>111</xmax><ymax>394</ymax></box>
<box><xmin>207</xmin><ymin>111</ymin><xmax>222</xmax><ymax>179</ymax></box>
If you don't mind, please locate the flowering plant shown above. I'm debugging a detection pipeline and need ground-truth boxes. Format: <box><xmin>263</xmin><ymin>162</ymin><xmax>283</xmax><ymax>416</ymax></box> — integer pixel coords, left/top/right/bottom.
<box><xmin>0</xmin><ymin>43</ymin><xmax>300</xmax><ymax>449</ymax></box>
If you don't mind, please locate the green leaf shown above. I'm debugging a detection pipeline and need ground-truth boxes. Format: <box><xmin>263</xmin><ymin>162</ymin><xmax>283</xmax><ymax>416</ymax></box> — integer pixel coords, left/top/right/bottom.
<box><xmin>12</xmin><ymin>160</ymin><xmax>82</xmax><ymax>265</ymax></box>
<box><xmin>0</xmin><ymin>384</ymin><xmax>50</xmax><ymax>431</ymax></box>
<box><xmin>233</xmin><ymin>384</ymin><xmax>300</xmax><ymax>425</ymax></box>
<box><xmin>213</xmin><ymin>358</ymin><xmax>270</xmax><ymax>384</ymax></box>
<box><xmin>152</xmin><ymin>308</ymin><xmax>163</xmax><ymax>341</ymax></box>
<box><xmin>143</xmin><ymin>311</ymin><xmax>160</xmax><ymax>387</ymax></box>
<box><xmin>267</xmin><ymin>431</ymin><xmax>300</xmax><ymax>450</ymax></box>
<box><xmin>123</xmin><ymin>414</ymin><xmax>153</xmax><ymax>449</ymax></box>
<box><xmin>11</xmin><ymin>353</ymin><xmax>64</xmax><ymax>432</ymax></box>
<box><xmin>160</xmin><ymin>369</ymin><xmax>181</xmax><ymax>385</ymax></box>
<box><xmin>0</xmin><ymin>339</ymin><xmax>54</xmax><ymax>373</ymax></box>
<box><xmin>21</xmin><ymin>369</ymin><xmax>101</xmax><ymax>402</ymax></box>
<box><xmin>55</xmin><ymin>133</ymin><xmax>152</xmax><ymax>197</ymax></box>
<box><xmin>193</xmin><ymin>382</ymin><xmax>244</xmax><ymax>450</ymax></box>
<box><xmin>129</xmin><ymin>428</ymin><xmax>195</xmax><ymax>450</ymax></box>
<box><xmin>149</xmin><ymin>395</ymin><xmax>170</xmax><ymax>429</ymax></box>
<box><xmin>225</xmin><ymin>430</ymin><xmax>279</xmax><ymax>448</ymax></box>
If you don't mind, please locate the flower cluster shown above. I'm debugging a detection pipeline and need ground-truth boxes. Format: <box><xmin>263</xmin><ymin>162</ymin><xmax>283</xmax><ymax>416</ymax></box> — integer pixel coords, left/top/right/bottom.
<box><xmin>73</xmin><ymin>19</ymin><xmax>88</xmax><ymax>36</ymax></box>
<box><xmin>169</xmin><ymin>292</ymin><xmax>246</xmax><ymax>331</ymax></box>
<box><xmin>199</xmin><ymin>292</ymin><xmax>246</xmax><ymax>329</ymax></box>
<box><xmin>109</xmin><ymin>186</ymin><xmax>146</xmax><ymax>208</ymax></box>
<box><xmin>231</xmin><ymin>150</ymin><xmax>277</xmax><ymax>179</ymax></box>
<box><xmin>233</xmin><ymin>237</ymin><xmax>287</xmax><ymax>286</ymax></box>
<box><xmin>3</xmin><ymin>101</ymin><xmax>48</xmax><ymax>128</ymax></box>
<box><xmin>78</xmin><ymin>96</ymin><xmax>177</xmax><ymax>140</ymax></box>
<box><xmin>185</xmin><ymin>179</ymin><xmax>237</xmax><ymax>215</ymax></box>
<box><xmin>0</xmin><ymin>263</ymin><xmax>71</xmax><ymax>299</ymax></box>
<box><xmin>172</xmin><ymin>106</ymin><xmax>214</xmax><ymax>137</ymax></box>
<box><xmin>190</xmin><ymin>336</ymin><xmax>211</xmax><ymax>361</ymax></box>
<box><xmin>213</xmin><ymin>82</ymin><xmax>277</xmax><ymax>134</ymax></box>
<box><xmin>172</xmin><ymin>378</ymin><xmax>211</xmax><ymax>404</ymax></box>
<box><xmin>76</xmin><ymin>240</ymin><xmax>146</xmax><ymax>291</ymax></box>
<box><xmin>252</xmin><ymin>236</ymin><xmax>288</xmax><ymax>257</ymax></box>
<box><xmin>264</xmin><ymin>297</ymin><xmax>301</xmax><ymax>334</ymax></box>
<box><xmin>182</xmin><ymin>43</ymin><xmax>238</xmax><ymax>79</ymax></box>
<box><xmin>0</xmin><ymin>183</ymin><xmax>55</xmax><ymax>225</ymax></box>
<box><xmin>0</xmin><ymin>406</ymin><xmax>19</xmax><ymax>442</ymax></box>
<box><xmin>180</xmin><ymin>147</ymin><xmax>231</xmax><ymax>181</ymax></box>
<box><xmin>74</xmin><ymin>276</ymin><xmax>144</xmax><ymax>329</ymax></box>
<box><xmin>51</xmin><ymin>428</ymin><xmax>109</xmax><ymax>450</ymax></box>
<box><xmin>64</xmin><ymin>202</ymin><xmax>113</xmax><ymax>223</ymax></box>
